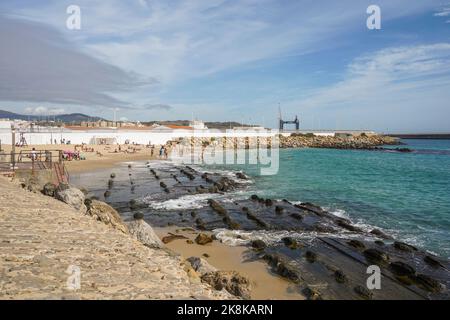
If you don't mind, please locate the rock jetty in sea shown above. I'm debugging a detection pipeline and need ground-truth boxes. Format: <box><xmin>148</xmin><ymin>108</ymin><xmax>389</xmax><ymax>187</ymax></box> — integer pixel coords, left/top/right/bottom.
<box><xmin>280</xmin><ymin>133</ymin><xmax>399</xmax><ymax>149</ymax></box>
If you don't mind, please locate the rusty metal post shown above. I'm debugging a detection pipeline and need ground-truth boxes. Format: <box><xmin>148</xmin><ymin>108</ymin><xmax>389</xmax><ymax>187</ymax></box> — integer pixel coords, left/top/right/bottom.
<box><xmin>11</xmin><ymin>125</ymin><xmax>16</xmax><ymax>170</ymax></box>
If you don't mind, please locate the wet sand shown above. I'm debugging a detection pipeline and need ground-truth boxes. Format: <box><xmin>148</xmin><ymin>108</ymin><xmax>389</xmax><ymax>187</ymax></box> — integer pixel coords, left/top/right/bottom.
<box><xmin>154</xmin><ymin>227</ymin><xmax>305</xmax><ymax>300</ymax></box>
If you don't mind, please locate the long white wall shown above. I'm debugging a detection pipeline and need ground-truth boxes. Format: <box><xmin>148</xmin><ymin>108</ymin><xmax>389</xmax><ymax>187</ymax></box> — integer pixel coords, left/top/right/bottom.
<box><xmin>0</xmin><ymin>127</ymin><xmax>375</xmax><ymax>146</ymax></box>
<box><xmin>0</xmin><ymin>128</ymin><xmax>279</xmax><ymax>146</ymax></box>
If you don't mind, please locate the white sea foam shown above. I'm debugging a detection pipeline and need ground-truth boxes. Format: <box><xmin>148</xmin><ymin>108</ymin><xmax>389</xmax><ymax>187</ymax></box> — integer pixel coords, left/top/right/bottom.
<box><xmin>144</xmin><ymin>193</ymin><xmax>220</xmax><ymax>210</ymax></box>
<box><xmin>213</xmin><ymin>228</ymin><xmax>375</xmax><ymax>247</ymax></box>
<box><xmin>328</xmin><ymin>208</ymin><xmax>349</xmax><ymax>219</ymax></box>
<box><xmin>324</xmin><ymin>206</ymin><xmax>395</xmax><ymax>238</ymax></box>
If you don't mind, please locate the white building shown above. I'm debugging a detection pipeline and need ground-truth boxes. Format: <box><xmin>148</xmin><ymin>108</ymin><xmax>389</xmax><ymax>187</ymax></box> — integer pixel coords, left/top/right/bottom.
<box><xmin>189</xmin><ymin>120</ymin><xmax>208</xmax><ymax>130</ymax></box>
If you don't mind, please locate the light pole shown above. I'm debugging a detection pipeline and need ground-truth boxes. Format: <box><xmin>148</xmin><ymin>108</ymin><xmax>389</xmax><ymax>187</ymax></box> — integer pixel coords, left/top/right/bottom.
<box><xmin>11</xmin><ymin>124</ymin><xmax>16</xmax><ymax>169</ymax></box>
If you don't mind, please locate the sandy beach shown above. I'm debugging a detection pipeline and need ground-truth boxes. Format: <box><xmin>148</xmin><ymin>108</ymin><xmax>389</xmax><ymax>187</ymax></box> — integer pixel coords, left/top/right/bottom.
<box><xmin>1</xmin><ymin>143</ymin><xmax>163</xmax><ymax>173</ymax></box>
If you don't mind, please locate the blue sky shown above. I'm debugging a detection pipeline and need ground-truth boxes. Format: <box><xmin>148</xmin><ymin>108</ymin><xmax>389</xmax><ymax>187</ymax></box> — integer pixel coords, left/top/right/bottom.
<box><xmin>0</xmin><ymin>0</ymin><xmax>450</xmax><ymax>132</ymax></box>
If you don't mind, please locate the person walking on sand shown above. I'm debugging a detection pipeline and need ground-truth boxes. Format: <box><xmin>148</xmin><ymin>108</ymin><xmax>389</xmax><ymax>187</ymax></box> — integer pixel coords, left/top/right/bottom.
<box><xmin>30</xmin><ymin>148</ymin><xmax>37</xmax><ymax>161</ymax></box>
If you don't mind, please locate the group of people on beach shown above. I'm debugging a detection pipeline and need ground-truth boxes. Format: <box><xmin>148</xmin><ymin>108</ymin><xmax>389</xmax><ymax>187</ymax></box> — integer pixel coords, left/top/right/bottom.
<box><xmin>159</xmin><ymin>146</ymin><xmax>168</xmax><ymax>159</ymax></box>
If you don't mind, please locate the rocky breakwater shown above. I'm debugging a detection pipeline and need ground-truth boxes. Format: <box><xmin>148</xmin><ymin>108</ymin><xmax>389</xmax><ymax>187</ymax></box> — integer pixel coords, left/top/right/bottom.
<box><xmin>280</xmin><ymin>134</ymin><xmax>400</xmax><ymax>149</ymax></box>
<box><xmin>0</xmin><ymin>176</ymin><xmax>235</xmax><ymax>300</ymax></box>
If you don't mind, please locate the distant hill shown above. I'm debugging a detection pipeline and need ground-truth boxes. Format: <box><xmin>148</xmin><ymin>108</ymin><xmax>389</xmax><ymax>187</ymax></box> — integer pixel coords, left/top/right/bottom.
<box><xmin>0</xmin><ymin>109</ymin><xmax>104</xmax><ymax>123</ymax></box>
<box><xmin>0</xmin><ymin>110</ymin><xmax>260</xmax><ymax>128</ymax></box>
<box><xmin>143</xmin><ymin>120</ymin><xmax>261</xmax><ymax>130</ymax></box>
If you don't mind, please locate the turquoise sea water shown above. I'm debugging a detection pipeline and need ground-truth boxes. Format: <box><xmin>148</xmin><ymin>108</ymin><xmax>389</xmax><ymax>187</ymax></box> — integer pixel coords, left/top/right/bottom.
<box><xmin>203</xmin><ymin>139</ymin><xmax>450</xmax><ymax>258</ymax></box>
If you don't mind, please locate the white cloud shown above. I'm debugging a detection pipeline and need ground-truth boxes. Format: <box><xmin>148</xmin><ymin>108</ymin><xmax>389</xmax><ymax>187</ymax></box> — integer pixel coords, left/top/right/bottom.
<box><xmin>0</xmin><ymin>16</ymin><xmax>152</xmax><ymax>108</ymax></box>
<box><xmin>8</xmin><ymin>0</ymin><xmax>444</xmax><ymax>86</ymax></box>
<box><xmin>24</xmin><ymin>106</ymin><xmax>65</xmax><ymax>115</ymax></box>
<box><xmin>286</xmin><ymin>43</ymin><xmax>450</xmax><ymax>132</ymax></box>
<box><xmin>434</xmin><ymin>7</ymin><xmax>450</xmax><ymax>17</ymax></box>
<box><xmin>298</xmin><ymin>43</ymin><xmax>450</xmax><ymax>108</ymax></box>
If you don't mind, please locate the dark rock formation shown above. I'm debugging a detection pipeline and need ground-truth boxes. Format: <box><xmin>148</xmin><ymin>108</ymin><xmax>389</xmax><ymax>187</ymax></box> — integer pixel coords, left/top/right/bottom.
<box><xmin>251</xmin><ymin>239</ymin><xmax>267</xmax><ymax>250</ymax></box>
<box><xmin>282</xmin><ymin>237</ymin><xmax>299</xmax><ymax>249</ymax></box>
<box><xmin>195</xmin><ymin>233</ymin><xmax>213</xmax><ymax>245</ymax></box>
<box><xmin>334</xmin><ymin>270</ymin><xmax>348</xmax><ymax>283</ymax></box>
<box><xmin>305</xmin><ymin>251</ymin><xmax>317</xmax><ymax>263</ymax></box>
<box><xmin>389</xmin><ymin>261</ymin><xmax>416</xmax><ymax>277</ymax></box>
<box><xmin>354</xmin><ymin>285</ymin><xmax>373</xmax><ymax>300</ymax></box>
<box><xmin>42</xmin><ymin>182</ymin><xmax>57</xmax><ymax>197</ymax></box>
<box><xmin>363</xmin><ymin>249</ymin><xmax>389</xmax><ymax>264</ymax></box>
<box><xmin>201</xmin><ymin>271</ymin><xmax>251</xmax><ymax>299</ymax></box>
<box><xmin>393</xmin><ymin>241</ymin><xmax>418</xmax><ymax>252</ymax></box>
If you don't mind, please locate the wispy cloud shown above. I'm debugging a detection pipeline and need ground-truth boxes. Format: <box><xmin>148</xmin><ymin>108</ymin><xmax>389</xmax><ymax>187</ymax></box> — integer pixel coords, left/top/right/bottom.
<box><xmin>0</xmin><ymin>15</ymin><xmax>154</xmax><ymax>108</ymax></box>
<box><xmin>141</xmin><ymin>103</ymin><xmax>172</xmax><ymax>110</ymax></box>
<box><xmin>434</xmin><ymin>7</ymin><xmax>450</xmax><ymax>17</ymax></box>
<box><xmin>299</xmin><ymin>43</ymin><xmax>450</xmax><ymax>108</ymax></box>
<box><xmin>24</xmin><ymin>106</ymin><xmax>65</xmax><ymax>115</ymax></box>
<box><xmin>0</xmin><ymin>0</ymin><xmax>448</xmax><ymax>131</ymax></box>
<box><xmin>9</xmin><ymin>0</ymin><xmax>442</xmax><ymax>85</ymax></box>
<box><xmin>290</xmin><ymin>43</ymin><xmax>450</xmax><ymax>132</ymax></box>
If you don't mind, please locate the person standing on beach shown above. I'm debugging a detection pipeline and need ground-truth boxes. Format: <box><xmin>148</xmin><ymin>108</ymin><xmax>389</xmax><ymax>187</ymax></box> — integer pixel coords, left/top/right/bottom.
<box><xmin>30</xmin><ymin>148</ymin><xmax>37</xmax><ymax>161</ymax></box>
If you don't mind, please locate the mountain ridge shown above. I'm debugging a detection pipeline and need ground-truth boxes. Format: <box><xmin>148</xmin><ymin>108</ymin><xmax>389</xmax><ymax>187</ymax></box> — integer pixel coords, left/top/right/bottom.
<box><xmin>0</xmin><ymin>109</ymin><xmax>104</xmax><ymax>122</ymax></box>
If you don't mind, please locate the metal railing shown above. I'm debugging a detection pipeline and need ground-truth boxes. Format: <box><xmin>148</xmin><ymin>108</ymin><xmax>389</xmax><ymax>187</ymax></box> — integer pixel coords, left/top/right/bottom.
<box><xmin>0</xmin><ymin>150</ymin><xmax>69</xmax><ymax>183</ymax></box>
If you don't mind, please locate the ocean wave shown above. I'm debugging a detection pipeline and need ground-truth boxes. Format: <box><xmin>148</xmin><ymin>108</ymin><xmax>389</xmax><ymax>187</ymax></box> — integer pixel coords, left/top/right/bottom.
<box><xmin>213</xmin><ymin>228</ymin><xmax>376</xmax><ymax>247</ymax></box>
<box><xmin>143</xmin><ymin>193</ymin><xmax>220</xmax><ymax>210</ymax></box>
<box><xmin>323</xmin><ymin>207</ymin><xmax>394</xmax><ymax>238</ymax></box>
<box><xmin>327</xmin><ymin>208</ymin><xmax>349</xmax><ymax>219</ymax></box>
<box><xmin>143</xmin><ymin>189</ymin><xmax>251</xmax><ymax>210</ymax></box>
